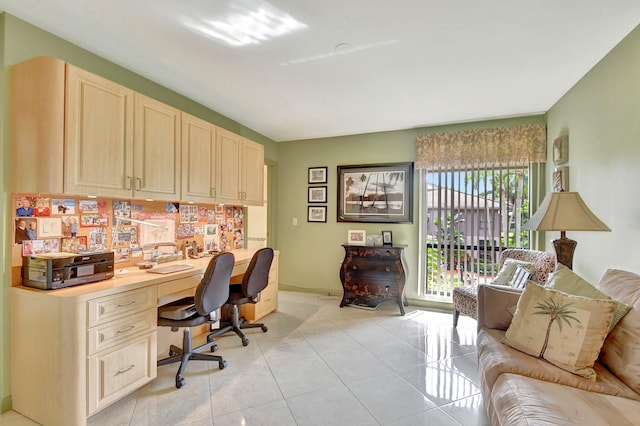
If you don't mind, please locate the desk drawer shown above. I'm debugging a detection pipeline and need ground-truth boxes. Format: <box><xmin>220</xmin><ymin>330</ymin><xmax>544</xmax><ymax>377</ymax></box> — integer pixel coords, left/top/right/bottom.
<box><xmin>87</xmin><ymin>331</ymin><xmax>156</xmax><ymax>415</ymax></box>
<box><xmin>87</xmin><ymin>308</ymin><xmax>156</xmax><ymax>355</ymax></box>
<box><xmin>87</xmin><ymin>287</ymin><xmax>156</xmax><ymax>327</ymax></box>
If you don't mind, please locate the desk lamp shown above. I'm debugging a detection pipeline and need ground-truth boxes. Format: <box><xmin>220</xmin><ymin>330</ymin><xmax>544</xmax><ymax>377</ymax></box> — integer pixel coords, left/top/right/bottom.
<box><xmin>525</xmin><ymin>191</ymin><xmax>610</xmax><ymax>269</ymax></box>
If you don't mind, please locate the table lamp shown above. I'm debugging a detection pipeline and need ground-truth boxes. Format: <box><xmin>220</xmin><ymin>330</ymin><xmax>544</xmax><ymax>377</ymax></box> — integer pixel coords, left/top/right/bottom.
<box><xmin>525</xmin><ymin>191</ymin><xmax>610</xmax><ymax>269</ymax></box>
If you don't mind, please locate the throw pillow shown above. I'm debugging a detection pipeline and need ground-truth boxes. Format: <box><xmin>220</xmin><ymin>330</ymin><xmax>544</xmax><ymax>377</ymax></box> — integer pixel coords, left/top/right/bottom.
<box><xmin>509</xmin><ymin>265</ymin><xmax>532</xmax><ymax>289</ymax></box>
<box><xmin>493</xmin><ymin>259</ymin><xmax>534</xmax><ymax>286</ymax></box>
<box><xmin>503</xmin><ymin>281</ymin><xmax>623</xmax><ymax>380</ymax></box>
<box><xmin>546</xmin><ymin>264</ymin><xmax>631</xmax><ymax>331</ymax></box>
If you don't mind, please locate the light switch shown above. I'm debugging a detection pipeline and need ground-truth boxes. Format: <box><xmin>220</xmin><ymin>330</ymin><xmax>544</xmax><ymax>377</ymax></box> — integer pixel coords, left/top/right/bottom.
<box><xmin>292</xmin><ymin>217</ymin><xmax>298</xmax><ymax>226</ymax></box>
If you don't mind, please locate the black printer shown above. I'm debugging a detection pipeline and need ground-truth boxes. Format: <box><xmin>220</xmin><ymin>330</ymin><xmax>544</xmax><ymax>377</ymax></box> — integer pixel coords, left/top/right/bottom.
<box><xmin>22</xmin><ymin>251</ymin><xmax>115</xmax><ymax>290</ymax></box>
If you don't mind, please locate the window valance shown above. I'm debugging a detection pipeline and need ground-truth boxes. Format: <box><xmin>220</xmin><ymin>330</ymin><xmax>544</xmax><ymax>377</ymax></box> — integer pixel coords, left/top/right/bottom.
<box><xmin>415</xmin><ymin>123</ymin><xmax>547</xmax><ymax>169</ymax></box>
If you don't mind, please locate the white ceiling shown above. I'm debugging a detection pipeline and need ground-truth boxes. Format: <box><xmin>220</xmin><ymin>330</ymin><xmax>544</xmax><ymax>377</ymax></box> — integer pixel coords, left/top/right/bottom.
<box><xmin>2</xmin><ymin>1</ymin><xmax>640</xmax><ymax>142</ymax></box>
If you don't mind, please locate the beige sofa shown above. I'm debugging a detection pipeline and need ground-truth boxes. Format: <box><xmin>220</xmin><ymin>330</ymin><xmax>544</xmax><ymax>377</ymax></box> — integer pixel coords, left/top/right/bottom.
<box><xmin>476</xmin><ymin>268</ymin><xmax>640</xmax><ymax>425</ymax></box>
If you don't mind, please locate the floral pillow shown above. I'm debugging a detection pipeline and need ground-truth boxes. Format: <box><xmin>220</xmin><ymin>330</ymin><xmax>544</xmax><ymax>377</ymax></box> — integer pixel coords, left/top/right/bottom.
<box><xmin>493</xmin><ymin>258</ymin><xmax>534</xmax><ymax>286</ymax></box>
<box><xmin>503</xmin><ymin>282</ymin><xmax>623</xmax><ymax>380</ymax></box>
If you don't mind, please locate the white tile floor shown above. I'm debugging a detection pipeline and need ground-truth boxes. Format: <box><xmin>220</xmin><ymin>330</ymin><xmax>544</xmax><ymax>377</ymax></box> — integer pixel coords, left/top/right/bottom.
<box><xmin>1</xmin><ymin>291</ymin><xmax>489</xmax><ymax>426</ymax></box>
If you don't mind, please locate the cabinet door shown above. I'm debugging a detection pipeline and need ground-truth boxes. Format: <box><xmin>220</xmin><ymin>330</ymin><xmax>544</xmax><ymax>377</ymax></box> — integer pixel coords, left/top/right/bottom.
<box><xmin>241</xmin><ymin>138</ymin><xmax>265</xmax><ymax>206</ymax></box>
<box><xmin>216</xmin><ymin>127</ymin><xmax>242</xmax><ymax>204</ymax></box>
<box><xmin>134</xmin><ymin>94</ymin><xmax>181</xmax><ymax>200</ymax></box>
<box><xmin>181</xmin><ymin>112</ymin><xmax>217</xmax><ymax>202</ymax></box>
<box><xmin>65</xmin><ymin>64</ymin><xmax>134</xmax><ymax>197</ymax></box>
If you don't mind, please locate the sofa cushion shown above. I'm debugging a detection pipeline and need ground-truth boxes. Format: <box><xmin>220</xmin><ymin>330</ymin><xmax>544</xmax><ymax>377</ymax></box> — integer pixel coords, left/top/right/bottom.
<box><xmin>478</xmin><ymin>328</ymin><xmax>640</xmax><ymax>401</ymax></box>
<box><xmin>493</xmin><ymin>258</ymin><xmax>533</xmax><ymax>286</ymax></box>
<box><xmin>600</xmin><ymin>307</ymin><xmax>640</xmax><ymax>395</ymax></box>
<box><xmin>489</xmin><ymin>373</ymin><xmax>640</xmax><ymax>426</ymax></box>
<box><xmin>597</xmin><ymin>268</ymin><xmax>640</xmax><ymax>310</ymax></box>
<box><xmin>546</xmin><ymin>264</ymin><xmax>631</xmax><ymax>331</ymax></box>
<box><xmin>504</xmin><ymin>282</ymin><xmax>623</xmax><ymax>380</ymax></box>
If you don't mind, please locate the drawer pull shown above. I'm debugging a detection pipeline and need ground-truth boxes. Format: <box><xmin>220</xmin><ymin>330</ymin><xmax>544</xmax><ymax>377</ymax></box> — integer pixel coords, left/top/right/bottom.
<box><xmin>352</xmin><ymin>265</ymin><xmax>358</xmax><ymax>270</ymax></box>
<box><xmin>116</xmin><ymin>326</ymin><xmax>135</xmax><ymax>334</ymax></box>
<box><xmin>385</xmin><ymin>267</ymin><xmax>391</xmax><ymax>272</ymax></box>
<box><xmin>117</xmin><ymin>301</ymin><xmax>136</xmax><ymax>307</ymax></box>
<box><xmin>115</xmin><ymin>364</ymin><xmax>135</xmax><ymax>375</ymax></box>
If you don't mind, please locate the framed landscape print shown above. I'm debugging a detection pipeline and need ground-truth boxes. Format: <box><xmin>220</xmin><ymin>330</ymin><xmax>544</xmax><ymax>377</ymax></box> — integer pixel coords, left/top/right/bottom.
<box><xmin>308</xmin><ymin>166</ymin><xmax>328</xmax><ymax>184</ymax></box>
<box><xmin>337</xmin><ymin>162</ymin><xmax>413</xmax><ymax>223</ymax></box>
<box><xmin>308</xmin><ymin>206</ymin><xmax>327</xmax><ymax>222</ymax></box>
<box><xmin>308</xmin><ymin>186</ymin><xmax>327</xmax><ymax>203</ymax></box>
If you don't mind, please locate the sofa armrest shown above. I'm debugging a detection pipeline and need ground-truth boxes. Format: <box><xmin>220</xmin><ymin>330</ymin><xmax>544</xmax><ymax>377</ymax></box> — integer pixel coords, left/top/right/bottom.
<box><xmin>477</xmin><ymin>284</ymin><xmax>523</xmax><ymax>331</ymax></box>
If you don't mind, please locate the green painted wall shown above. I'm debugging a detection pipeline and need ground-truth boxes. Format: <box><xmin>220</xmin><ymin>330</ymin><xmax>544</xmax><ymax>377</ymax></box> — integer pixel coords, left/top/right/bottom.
<box><xmin>546</xmin><ymin>24</ymin><xmax>640</xmax><ymax>284</ymax></box>
<box><xmin>275</xmin><ymin>116</ymin><xmax>545</xmax><ymax>301</ymax></box>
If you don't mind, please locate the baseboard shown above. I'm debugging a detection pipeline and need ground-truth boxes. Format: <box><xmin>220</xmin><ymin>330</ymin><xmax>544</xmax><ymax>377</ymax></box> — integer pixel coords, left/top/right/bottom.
<box><xmin>278</xmin><ymin>284</ymin><xmax>342</xmax><ymax>297</ymax></box>
<box><xmin>1</xmin><ymin>395</ymin><xmax>12</xmax><ymax>414</ymax></box>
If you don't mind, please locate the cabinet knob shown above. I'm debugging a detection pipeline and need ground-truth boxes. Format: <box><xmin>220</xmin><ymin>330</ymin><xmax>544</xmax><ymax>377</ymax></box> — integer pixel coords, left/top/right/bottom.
<box><xmin>385</xmin><ymin>267</ymin><xmax>391</xmax><ymax>272</ymax></box>
<box><xmin>352</xmin><ymin>265</ymin><xmax>358</xmax><ymax>270</ymax></box>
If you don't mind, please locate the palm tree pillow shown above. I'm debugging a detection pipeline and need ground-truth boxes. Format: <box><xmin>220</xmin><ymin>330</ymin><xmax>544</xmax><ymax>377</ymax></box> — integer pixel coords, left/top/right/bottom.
<box><xmin>503</xmin><ymin>281</ymin><xmax>624</xmax><ymax>380</ymax></box>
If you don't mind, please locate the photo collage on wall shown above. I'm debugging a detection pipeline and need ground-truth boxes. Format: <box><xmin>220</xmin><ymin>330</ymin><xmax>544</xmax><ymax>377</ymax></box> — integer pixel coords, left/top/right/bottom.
<box><xmin>13</xmin><ymin>195</ymin><xmax>246</xmax><ymax>264</ymax></box>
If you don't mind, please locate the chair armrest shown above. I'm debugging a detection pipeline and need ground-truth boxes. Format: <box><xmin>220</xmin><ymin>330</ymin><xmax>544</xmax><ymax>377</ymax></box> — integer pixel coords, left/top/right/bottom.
<box><xmin>476</xmin><ymin>284</ymin><xmax>523</xmax><ymax>331</ymax></box>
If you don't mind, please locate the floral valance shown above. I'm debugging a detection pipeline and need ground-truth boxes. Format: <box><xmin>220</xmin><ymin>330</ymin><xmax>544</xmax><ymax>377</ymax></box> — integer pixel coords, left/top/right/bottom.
<box><xmin>415</xmin><ymin>123</ymin><xmax>547</xmax><ymax>169</ymax></box>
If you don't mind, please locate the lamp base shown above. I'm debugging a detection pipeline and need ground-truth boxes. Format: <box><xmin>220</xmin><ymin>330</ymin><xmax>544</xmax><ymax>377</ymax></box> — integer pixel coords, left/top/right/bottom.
<box><xmin>552</xmin><ymin>233</ymin><xmax>577</xmax><ymax>270</ymax></box>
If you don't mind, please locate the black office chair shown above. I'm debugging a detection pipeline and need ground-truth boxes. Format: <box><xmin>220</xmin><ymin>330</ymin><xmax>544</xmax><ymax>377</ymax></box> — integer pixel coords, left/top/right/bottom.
<box><xmin>157</xmin><ymin>252</ymin><xmax>234</xmax><ymax>389</ymax></box>
<box><xmin>208</xmin><ymin>248</ymin><xmax>274</xmax><ymax>347</ymax></box>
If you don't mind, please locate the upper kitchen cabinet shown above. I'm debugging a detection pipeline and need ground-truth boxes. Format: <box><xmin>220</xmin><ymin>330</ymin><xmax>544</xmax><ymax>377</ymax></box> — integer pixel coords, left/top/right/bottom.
<box><xmin>11</xmin><ymin>57</ymin><xmax>181</xmax><ymax>200</ymax></box>
<box><xmin>65</xmin><ymin>64</ymin><xmax>135</xmax><ymax>197</ymax></box>
<box><xmin>181</xmin><ymin>112</ymin><xmax>217</xmax><ymax>203</ymax></box>
<box><xmin>133</xmin><ymin>94</ymin><xmax>181</xmax><ymax>200</ymax></box>
<box><xmin>11</xmin><ymin>57</ymin><xmax>66</xmax><ymax>194</ymax></box>
<box><xmin>216</xmin><ymin>128</ymin><xmax>264</xmax><ymax>206</ymax></box>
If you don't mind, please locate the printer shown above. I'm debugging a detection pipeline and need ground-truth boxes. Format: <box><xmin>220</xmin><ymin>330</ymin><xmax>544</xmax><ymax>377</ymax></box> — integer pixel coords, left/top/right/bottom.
<box><xmin>22</xmin><ymin>251</ymin><xmax>115</xmax><ymax>290</ymax></box>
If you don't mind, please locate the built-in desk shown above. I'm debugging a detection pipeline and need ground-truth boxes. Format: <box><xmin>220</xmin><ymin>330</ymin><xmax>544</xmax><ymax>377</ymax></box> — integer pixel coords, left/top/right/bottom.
<box><xmin>10</xmin><ymin>248</ymin><xmax>278</xmax><ymax>426</ymax></box>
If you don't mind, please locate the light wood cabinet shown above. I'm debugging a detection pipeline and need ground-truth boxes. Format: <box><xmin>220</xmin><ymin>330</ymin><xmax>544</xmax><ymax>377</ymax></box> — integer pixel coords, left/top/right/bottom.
<box><xmin>181</xmin><ymin>112</ymin><xmax>217</xmax><ymax>202</ymax></box>
<box><xmin>216</xmin><ymin>128</ymin><xmax>264</xmax><ymax>206</ymax></box>
<box><xmin>240</xmin><ymin>252</ymin><xmax>279</xmax><ymax>322</ymax></box>
<box><xmin>133</xmin><ymin>94</ymin><xmax>181</xmax><ymax>199</ymax></box>
<box><xmin>65</xmin><ymin>63</ymin><xmax>135</xmax><ymax>197</ymax></box>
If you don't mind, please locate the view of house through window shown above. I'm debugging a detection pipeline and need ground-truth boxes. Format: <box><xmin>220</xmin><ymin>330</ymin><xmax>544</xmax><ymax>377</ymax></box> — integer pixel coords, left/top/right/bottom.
<box><xmin>422</xmin><ymin>166</ymin><xmax>531</xmax><ymax>299</ymax></box>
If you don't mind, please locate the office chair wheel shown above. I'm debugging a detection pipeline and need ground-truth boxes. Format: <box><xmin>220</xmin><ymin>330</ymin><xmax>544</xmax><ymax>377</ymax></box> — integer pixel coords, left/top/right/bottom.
<box><xmin>242</xmin><ymin>337</ymin><xmax>249</xmax><ymax>346</ymax></box>
<box><xmin>176</xmin><ymin>377</ymin><xmax>186</xmax><ymax>389</ymax></box>
<box><xmin>210</xmin><ymin>343</ymin><xmax>219</xmax><ymax>352</ymax></box>
<box><xmin>219</xmin><ymin>360</ymin><xmax>228</xmax><ymax>370</ymax></box>
<box><xmin>261</xmin><ymin>325</ymin><xmax>268</xmax><ymax>332</ymax></box>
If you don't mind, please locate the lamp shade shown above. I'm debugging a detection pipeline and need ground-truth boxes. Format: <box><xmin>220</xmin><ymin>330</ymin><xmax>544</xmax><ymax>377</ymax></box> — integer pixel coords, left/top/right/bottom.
<box><xmin>526</xmin><ymin>191</ymin><xmax>610</xmax><ymax>232</ymax></box>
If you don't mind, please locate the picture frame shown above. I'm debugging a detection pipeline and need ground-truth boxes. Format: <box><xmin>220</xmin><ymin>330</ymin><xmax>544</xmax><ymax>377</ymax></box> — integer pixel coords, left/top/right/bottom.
<box><xmin>553</xmin><ymin>166</ymin><xmax>569</xmax><ymax>192</ymax></box>
<box><xmin>337</xmin><ymin>162</ymin><xmax>414</xmax><ymax>223</ymax></box>
<box><xmin>553</xmin><ymin>135</ymin><xmax>568</xmax><ymax>165</ymax></box>
<box><xmin>347</xmin><ymin>229</ymin><xmax>366</xmax><ymax>245</ymax></box>
<box><xmin>308</xmin><ymin>166</ymin><xmax>328</xmax><ymax>184</ymax></box>
<box><xmin>382</xmin><ymin>230</ymin><xmax>393</xmax><ymax>246</ymax></box>
<box><xmin>307</xmin><ymin>206</ymin><xmax>327</xmax><ymax>223</ymax></box>
<box><xmin>308</xmin><ymin>186</ymin><xmax>327</xmax><ymax>203</ymax></box>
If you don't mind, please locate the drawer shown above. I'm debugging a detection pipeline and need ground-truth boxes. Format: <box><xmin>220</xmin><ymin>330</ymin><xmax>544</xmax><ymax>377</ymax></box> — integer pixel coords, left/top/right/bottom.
<box><xmin>268</xmin><ymin>260</ymin><xmax>278</xmax><ymax>284</ymax></box>
<box><xmin>239</xmin><ymin>282</ymin><xmax>277</xmax><ymax>322</ymax></box>
<box><xmin>87</xmin><ymin>331</ymin><xmax>156</xmax><ymax>416</ymax></box>
<box><xmin>87</xmin><ymin>308</ymin><xmax>156</xmax><ymax>355</ymax></box>
<box><xmin>87</xmin><ymin>287</ymin><xmax>157</xmax><ymax>327</ymax></box>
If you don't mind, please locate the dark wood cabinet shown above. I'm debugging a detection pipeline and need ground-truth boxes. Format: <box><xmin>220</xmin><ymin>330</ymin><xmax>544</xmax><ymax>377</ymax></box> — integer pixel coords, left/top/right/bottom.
<box><xmin>339</xmin><ymin>245</ymin><xmax>407</xmax><ymax>315</ymax></box>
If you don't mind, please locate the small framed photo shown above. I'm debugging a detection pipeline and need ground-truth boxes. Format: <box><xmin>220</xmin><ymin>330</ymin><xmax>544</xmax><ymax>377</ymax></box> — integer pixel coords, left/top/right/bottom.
<box><xmin>308</xmin><ymin>186</ymin><xmax>327</xmax><ymax>203</ymax></box>
<box><xmin>553</xmin><ymin>166</ymin><xmax>569</xmax><ymax>192</ymax></box>
<box><xmin>382</xmin><ymin>230</ymin><xmax>393</xmax><ymax>246</ymax></box>
<box><xmin>308</xmin><ymin>206</ymin><xmax>327</xmax><ymax>223</ymax></box>
<box><xmin>553</xmin><ymin>135</ymin><xmax>568</xmax><ymax>165</ymax></box>
<box><xmin>347</xmin><ymin>229</ymin><xmax>366</xmax><ymax>245</ymax></box>
<box><xmin>308</xmin><ymin>166</ymin><xmax>328</xmax><ymax>184</ymax></box>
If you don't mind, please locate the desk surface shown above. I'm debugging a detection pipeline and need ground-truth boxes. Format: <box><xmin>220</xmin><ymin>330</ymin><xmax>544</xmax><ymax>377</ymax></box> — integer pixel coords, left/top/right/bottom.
<box><xmin>12</xmin><ymin>248</ymin><xmax>258</xmax><ymax>301</ymax></box>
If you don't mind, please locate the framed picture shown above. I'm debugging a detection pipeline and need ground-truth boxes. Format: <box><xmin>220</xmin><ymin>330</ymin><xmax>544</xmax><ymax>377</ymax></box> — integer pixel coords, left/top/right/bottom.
<box><xmin>308</xmin><ymin>186</ymin><xmax>327</xmax><ymax>203</ymax></box>
<box><xmin>553</xmin><ymin>166</ymin><xmax>569</xmax><ymax>192</ymax></box>
<box><xmin>308</xmin><ymin>206</ymin><xmax>327</xmax><ymax>222</ymax></box>
<box><xmin>337</xmin><ymin>162</ymin><xmax>414</xmax><ymax>223</ymax></box>
<box><xmin>347</xmin><ymin>229</ymin><xmax>366</xmax><ymax>245</ymax></box>
<box><xmin>308</xmin><ymin>166</ymin><xmax>328</xmax><ymax>184</ymax></box>
<box><xmin>553</xmin><ymin>135</ymin><xmax>568</xmax><ymax>165</ymax></box>
<box><xmin>382</xmin><ymin>230</ymin><xmax>393</xmax><ymax>246</ymax></box>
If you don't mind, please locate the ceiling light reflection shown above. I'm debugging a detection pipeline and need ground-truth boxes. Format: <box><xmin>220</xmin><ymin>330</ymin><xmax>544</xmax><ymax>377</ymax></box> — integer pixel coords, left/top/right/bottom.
<box><xmin>181</xmin><ymin>0</ymin><xmax>306</xmax><ymax>47</ymax></box>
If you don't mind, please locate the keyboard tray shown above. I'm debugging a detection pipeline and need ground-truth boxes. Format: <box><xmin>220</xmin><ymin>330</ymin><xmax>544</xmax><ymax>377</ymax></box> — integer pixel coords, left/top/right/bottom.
<box><xmin>146</xmin><ymin>264</ymin><xmax>195</xmax><ymax>274</ymax></box>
